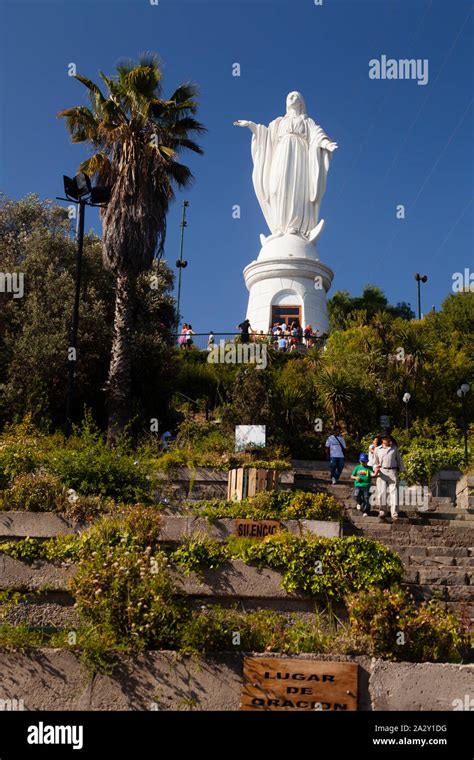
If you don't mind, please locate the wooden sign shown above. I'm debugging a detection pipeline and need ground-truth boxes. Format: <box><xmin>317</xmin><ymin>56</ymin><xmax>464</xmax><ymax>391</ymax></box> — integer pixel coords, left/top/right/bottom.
<box><xmin>234</xmin><ymin>519</ymin><xmax>282</xmax><ymax>539</ymax></box>
<box><xmin>241</xmin><ymin>657</ymin><xmax>358</xmax><ymax>711</ymax></box>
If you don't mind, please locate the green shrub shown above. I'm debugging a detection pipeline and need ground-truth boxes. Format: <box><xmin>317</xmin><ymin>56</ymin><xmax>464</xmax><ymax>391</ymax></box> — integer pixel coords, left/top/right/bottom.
<box><xmin>283</xmin><ymin>492</ymin><xmax>344</xmax><ymax>521</ymax></box>
<box><xmin>0</xmin><ymin>505</ymin><xmax>163</xmax><ymax>564</ymax></box>
<box><xmin>46</xmin><ymin>418</ymin><xmax>153</xmax><ymax>502</ymax></box>
<box><xmin>0</xmin><ymin>535</ymin><xmax>80</xmax><ymax>563</ymax></box>
<box><xmin>229</xmin><ymin>533</ymin><xmax>403</xmax><ymax>598</ymax></box>
<box><xmin>346</xmin><ymin>587</ymin><xmax>466</xmax><ymax>662</ymax></box>
<box><xmin>172</xmin><ymin>533</ymin><xmax>229</xmax><ymax>574</ymax></box>
<box><xmin>277</xmin><ymin>616</ymin><xmax>332</xmax><ymax>654</ymax></box>
<box><xmin>403</xmin><ymin>445</ymin><xmax>466</xmax><ymax>486</ymax></box>
<box><xmin>0</xmin><ymin>623</ymin><xmax>47</xmax><ymax>649</ymax></box>
<box><xmin>71</xmin><ymin>543</ymin><xmax>183</xmax><ymax>649</ymax></box>
<box><xmin>178</xmin><ymin>606</ymin><xmax>251</xmax><ymax>653</ymax></box>
<box><xmin>0</xmin><ymin>444</ymin><xmax>41</xmax><ymax>490</ymax></box>
<box><xmin>0</xmin><ymin>471</ymin><xmax>66</xmax><ymax>511</ymax></box>
<box><xmin>177</xmin><ymin>607</ymin><xmax>331</xmax><ymax>655</ymax></box>
<box><xmin>172</xmin><ymin>533</ymin><xmax>403</xmax><ymax>600</ymax></box>
<box><xmin>193</xmin><ymin>490</ymin><xmax>343</xmax><ymax>522</ymax></box>
<box><xmin>63</xmin><ymin>493</ymin><xmax>115</xmax><ymax>522</ymax></box>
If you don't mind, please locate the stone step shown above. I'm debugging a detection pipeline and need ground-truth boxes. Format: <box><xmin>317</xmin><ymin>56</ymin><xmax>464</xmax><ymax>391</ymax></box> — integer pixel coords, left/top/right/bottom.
<box><xmin>403</xmin><ymin>568</ymin><xmax>471</xmax><ymax>585</ymax></box>
<box><xmin>403</xmin><ymin>583</ymin><xmax>473</xmax><ymax>603</ymax></box>
<box><xmin>391</xmin><ymin>546</ymin><xmax>474</xmax><ymax>558</ymax></box>
<box><xmin>407</xmin><ymin>555</ymin><xmax>474</xmax><ymax>568</ymax></box>
<box><xmin>346</xmin><ymin>521</ymin><xmax>474</xmax><ymax>540</ymax></box>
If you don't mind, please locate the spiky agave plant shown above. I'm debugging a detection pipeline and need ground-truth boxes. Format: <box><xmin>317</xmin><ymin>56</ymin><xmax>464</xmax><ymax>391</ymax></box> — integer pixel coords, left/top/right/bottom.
<box><xmin>58</xmin><ymin>53</ymin><xmax>205</xmax><ymax>441</ymax></box>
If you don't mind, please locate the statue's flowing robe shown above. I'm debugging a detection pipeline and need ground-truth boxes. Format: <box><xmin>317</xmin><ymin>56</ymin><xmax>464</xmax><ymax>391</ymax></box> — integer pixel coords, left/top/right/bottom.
<box><xmin>251</xmin><ymin>113</ymin><xmax>332</xmax><ymax>237</ymax></box>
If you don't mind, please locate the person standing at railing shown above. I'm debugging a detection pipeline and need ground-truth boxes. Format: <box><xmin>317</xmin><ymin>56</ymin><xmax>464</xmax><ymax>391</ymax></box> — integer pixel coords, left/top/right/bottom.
<box><xmin>207</xmin><ymin>331</ymin><xmax>215</xmax><ymax>351</ymax></box>
<box><xmin>237</xmin><ymin>318</ymin><xmax>252</xmax><ymax>344</ymax></box>
<box><xmin>178</xmin><ymin>323</ymin><xmax>188</xmax><ymax>349</ymax></box>
<box><xmin>185</xmin><ymin>324</ymin><xmax>195</xmax><ymax>348</ymax></box>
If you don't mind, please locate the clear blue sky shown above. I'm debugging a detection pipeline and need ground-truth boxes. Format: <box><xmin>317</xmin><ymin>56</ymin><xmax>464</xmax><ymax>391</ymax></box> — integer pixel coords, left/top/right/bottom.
<box><xmin>1</xmin><ymin>0</ymin><xmax>472</xmax><ymax>331</ymax></box>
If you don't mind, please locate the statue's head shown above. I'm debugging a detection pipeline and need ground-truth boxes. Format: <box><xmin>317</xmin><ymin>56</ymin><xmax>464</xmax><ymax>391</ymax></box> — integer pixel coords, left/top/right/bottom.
<box><xmin>286</xmin><ymin>91</ymin><xmax>306</xmax><ymax>115</ymax></box>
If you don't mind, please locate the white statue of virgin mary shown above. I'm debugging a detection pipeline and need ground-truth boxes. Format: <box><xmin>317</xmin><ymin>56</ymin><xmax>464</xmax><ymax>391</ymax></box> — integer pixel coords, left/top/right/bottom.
<box><xmin>235</xmin><ymin>91</ymin><xmax>337</xmax><ymax>244</ymax></box>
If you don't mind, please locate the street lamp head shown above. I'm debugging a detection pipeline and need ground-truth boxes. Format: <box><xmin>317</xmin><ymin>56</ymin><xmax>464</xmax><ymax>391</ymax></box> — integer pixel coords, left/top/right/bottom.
<box><xmin>75</xmin><ymin>172</ymin><xmax>92</xmax><ymax>197</ymax></box>
<box><xmin>460</xmin><ymin>383</ymin><xmax>470</xmax><ymax>395</ymax></box>
<box><xmin>421</xmin><ymin>275</ymin><xmax>428</xmax><ymax>283</ymax></box>
<box><xmin>89</xmin><ymin>186</ymin><xmax>111</xmax><ymax>205</ymax></box>
<box><xmin>457</xmin><ymin>389</ymin><xmax>463</xmax><ymax>398</ymax></box>
<box><xmin>403</xmin><ymin>392</ymin><xmax>411</xmax><ymax>404</ymax></box>
<box><xmin>63</xmin><ymin>173</ymin><xmax>91</xmax><ymax>201</ymax></box>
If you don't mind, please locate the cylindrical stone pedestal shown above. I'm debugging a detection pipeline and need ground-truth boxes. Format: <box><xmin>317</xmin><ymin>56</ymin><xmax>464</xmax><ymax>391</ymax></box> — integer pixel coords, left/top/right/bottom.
<box><xmin>243</xmin><ymin>234</ymin><xmax>333</xmax><ymax>334</ymax></box>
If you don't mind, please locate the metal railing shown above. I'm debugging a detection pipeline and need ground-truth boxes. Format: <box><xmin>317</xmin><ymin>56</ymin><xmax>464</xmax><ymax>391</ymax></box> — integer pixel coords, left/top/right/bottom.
<box><xmin>173</xmin><ymin>332</ymin><xmax>327</xmax><ymax>351</ymax></box>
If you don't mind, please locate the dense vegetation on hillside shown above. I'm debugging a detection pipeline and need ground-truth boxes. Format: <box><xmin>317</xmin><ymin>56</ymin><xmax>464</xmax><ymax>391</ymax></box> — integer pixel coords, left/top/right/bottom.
<box><xmin>0</xmin><ymin>194</ymin><xmax>472</xmax><ymax>463</ymax></box>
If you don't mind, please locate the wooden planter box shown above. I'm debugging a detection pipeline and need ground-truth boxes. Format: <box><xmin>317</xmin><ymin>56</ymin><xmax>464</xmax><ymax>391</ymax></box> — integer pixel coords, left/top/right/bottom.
<box><xmin>227</xmin><ymin>468</ymin><xmax>280</xmax><ymax>502</ymax></box>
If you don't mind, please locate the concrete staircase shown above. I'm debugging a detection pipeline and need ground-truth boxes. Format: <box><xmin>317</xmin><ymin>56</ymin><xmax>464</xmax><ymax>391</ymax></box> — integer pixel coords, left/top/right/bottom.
<box><xmin>293</xmin><ymin>461</ymin><xmax>474</xmax><ymax>623</ymax></box>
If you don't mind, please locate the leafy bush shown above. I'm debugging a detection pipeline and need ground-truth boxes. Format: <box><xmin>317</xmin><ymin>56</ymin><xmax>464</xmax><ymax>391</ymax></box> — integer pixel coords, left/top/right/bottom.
<box><xmin>230</xmin><ymin>534</ymin><xmax>403</xmax><ymax>597</ymax></box>
<box><xmin>178</xmin><ymin>607</ymin><xmax>269</xmax><ymax>653</ymax></box>
<box><xmin>193</xmin><ymin>490</ymin><xmax>343</xmax><ymax>522</ymax></box>
<box><xmin>0</xmin><ymin>443</ymin><xmax>41</xmax><ymax>490</ymax></box>
<box><xmin>172</xmin><ymin>533</ymin><xmax>403</xmax><ymax>600</ymax></box>
<box><xmin>0</xmin><ymin>535</ymin><xmax>79</xmax><ymax>563</ymax></box>
<box><xmin>0</xmin><ymin>471</ymin><xmax>66</xmax><ymax>511</ymax></box>
<box><xmin>346</xmin><ymin>587</ymin><xmax>466</xmax><ymax>662</ymax></box>
<box><xmin>178</xmin><ymin>606</ymin><xmax>332</xmax><ymax>655</ymax></box>
<box><xmin>0</xmin><ymin>505</ymin><xmax>163</xmax><ymax>564</ymax></box>
<box><xmin>153</xmin><ymin>448</ymin><xmax>291</xmax><ymax>473</ymax></box>
<box><xmin>403</xmin><ymin>445</ymin><xmax>466</xmax><ymax>486</ymax></box>
<box><xmin>74</xmin><ymin>505</ymin><xmax>163</xmax><ymax>557</ymax></box>
<box><xmin>46</xmin><ymin>416</ymin><xmax>153</xmax><ymax>502</ymax></box>
<box><xmin>172</xmin><ymin>533</ymin><xmax>228</xmax><ymax>574</ymax></box>
<box><xmin>283</xmin><ymin>492</ymin><xmax>343</xmax><ymax>521</ymax></box>
<box><xmin>62</xmin><ymin>493</ymin><xmax>115</xmax><ymax>522</ymax></box>
<box><xmin>71</xmin><ymin>543</ymin><xmax>183</xmax><ymax>649</ymax></box>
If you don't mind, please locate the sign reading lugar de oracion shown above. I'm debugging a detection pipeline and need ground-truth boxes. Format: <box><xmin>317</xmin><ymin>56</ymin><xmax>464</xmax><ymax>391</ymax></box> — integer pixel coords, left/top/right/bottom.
<box><xmin>241</xmin><ymin>657</ymin><xmax>358</xmax><ymax>711</ymax></box>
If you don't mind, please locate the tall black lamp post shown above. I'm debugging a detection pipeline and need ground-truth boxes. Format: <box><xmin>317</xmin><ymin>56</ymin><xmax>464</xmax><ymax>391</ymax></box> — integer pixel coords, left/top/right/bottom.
<box><xmin>457</xmin><ymin>383</ymin><xmax>470</xmax><ymax>466</ymax></box>
<box><xmin>58</xmin><ymin>173</ymin><xmax>111</xmax><ymax>434</ymax></box>
<box><xmin>175</xmin><ymin>200</ymin><xmax>189</xmax><ymax>334</ymax></box>
<box><xmin>414</xmin><ymin>273</ymin><xmax>428</xmax><ymax>319</ymax></box>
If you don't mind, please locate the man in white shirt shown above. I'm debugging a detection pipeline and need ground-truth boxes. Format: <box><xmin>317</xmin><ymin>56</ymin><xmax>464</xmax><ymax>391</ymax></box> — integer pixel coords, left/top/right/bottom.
<box><xmin>373</xmin><ymin>434</ymin><xmax>405</xmax><ymax>519</ymax></box>
<box><xmin>325</xmin><ymin>427</ymin><xmax>346</xmax><ymax>484</ymax></box>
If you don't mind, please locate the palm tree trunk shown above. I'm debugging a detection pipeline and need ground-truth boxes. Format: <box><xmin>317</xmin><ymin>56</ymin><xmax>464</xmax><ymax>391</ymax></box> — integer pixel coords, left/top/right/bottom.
<box><xmin>107</xmin><ymin>271</ymin><xmax>136</xmax><ymax>444</ymax></box>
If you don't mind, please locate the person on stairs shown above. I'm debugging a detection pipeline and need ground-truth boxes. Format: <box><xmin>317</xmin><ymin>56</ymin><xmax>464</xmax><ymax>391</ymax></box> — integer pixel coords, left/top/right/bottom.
<box><xmin>325</xmin><ymin>426</ymin><xmax>346</xmax><ymax>485</ymax></box>
<box><xmin>351</xmin><ymin>452</ymin><xmax>377</xmax><ymax>517</ymax></box>
<box><xmin>373</xmin><ymin>434</ymin><xmax>405</xmax><ymax>520</ymax></box>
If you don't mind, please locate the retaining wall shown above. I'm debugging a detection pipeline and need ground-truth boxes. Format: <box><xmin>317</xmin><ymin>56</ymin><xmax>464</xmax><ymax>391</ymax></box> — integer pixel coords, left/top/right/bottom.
<box><xmin>0</xmin><ymin>650</ymin><xmax>471</xmax><ymax>712</ymax></box>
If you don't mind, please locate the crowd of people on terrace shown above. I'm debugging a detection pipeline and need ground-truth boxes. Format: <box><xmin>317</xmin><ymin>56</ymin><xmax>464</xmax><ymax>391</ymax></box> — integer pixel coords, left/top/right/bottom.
<box><xmin>177</xmin><ymin>320</ymin><xmax>327</xmax><ymax>351</ymax></box>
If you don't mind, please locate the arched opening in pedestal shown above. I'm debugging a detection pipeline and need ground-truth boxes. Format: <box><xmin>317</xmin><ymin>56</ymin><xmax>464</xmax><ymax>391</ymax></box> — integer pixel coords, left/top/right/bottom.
<box><xmin>271</xmin><ymin>290</ymin><xmax>302</xmax><ymax>329</ymax></box>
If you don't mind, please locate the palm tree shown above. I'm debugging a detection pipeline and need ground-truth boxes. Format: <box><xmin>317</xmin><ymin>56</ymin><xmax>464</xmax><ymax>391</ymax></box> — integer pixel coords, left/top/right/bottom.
<box><xmin>317</xmin><ymin>367</ymin><xmax>357</xmax><ymax>427</ymax></box>
<box><xmin>58</xmin><ymin>54</ymin><xmax>205</xmax><ymax>441</ymax></box>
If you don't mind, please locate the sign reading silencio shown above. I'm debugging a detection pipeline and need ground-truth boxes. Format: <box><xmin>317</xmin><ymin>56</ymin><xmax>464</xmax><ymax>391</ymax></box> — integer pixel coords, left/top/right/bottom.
<box><xmin>241</xmin><ymin>657</ymin><xmax>358</xmax><ymax>711</ymax></box>
<box><xmin>234</xmin><ymin>519</ymin><xmax>282</xmax><ymax>539</ymax></box>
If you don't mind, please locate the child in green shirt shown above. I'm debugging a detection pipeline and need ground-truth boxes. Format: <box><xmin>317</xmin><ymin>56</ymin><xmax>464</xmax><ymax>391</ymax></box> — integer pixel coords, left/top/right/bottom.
<box><xmin>351</xmin><ymin>453</ymin><xmax>375</xmax><ymax>516</ymax></box>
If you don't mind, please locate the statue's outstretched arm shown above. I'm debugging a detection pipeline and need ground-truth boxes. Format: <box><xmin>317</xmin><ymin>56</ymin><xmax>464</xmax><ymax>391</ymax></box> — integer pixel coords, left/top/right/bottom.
<box><xmin>320</xmin><ymin>137</ymin><xmax>338</xmax><ymax>153</ymax></box>
<box><xmin>233</xmin><ymin>120</ymin><xmax>258</xmax><ymax>135</ymax></box>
